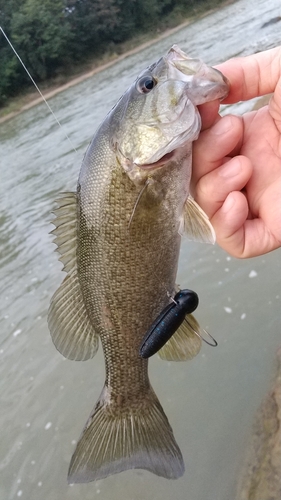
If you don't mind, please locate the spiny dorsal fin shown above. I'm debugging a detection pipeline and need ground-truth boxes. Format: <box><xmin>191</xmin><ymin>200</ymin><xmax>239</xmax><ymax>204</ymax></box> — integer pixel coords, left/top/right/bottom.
<box><xmin>158</xmin><ymin>313</ymin><xmax>202</xmax><ymax>361</ymax></box>
<box><xmin>48</xmin><ymin>192</ymin><xmax>99</xmax><ymax>361</ymax></box>
<box><xmin>181</xmin><ymin>195</ymin><xmax>216</xmax><ymax>243</ymax></box>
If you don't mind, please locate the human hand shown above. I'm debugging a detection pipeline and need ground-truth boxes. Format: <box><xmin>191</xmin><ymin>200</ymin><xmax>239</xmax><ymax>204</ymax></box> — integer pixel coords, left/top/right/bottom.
<box><xmin>192</xmin><ymin>47</ymin><xmax>281</xmax><ymax>258</ymax></box>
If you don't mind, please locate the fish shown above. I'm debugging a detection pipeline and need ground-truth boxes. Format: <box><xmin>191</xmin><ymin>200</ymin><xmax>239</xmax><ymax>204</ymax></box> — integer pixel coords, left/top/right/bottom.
<box><xmin>47</xmin><ymin>44</ymin><xmax>229</xmax><ymax>483</ymax></box>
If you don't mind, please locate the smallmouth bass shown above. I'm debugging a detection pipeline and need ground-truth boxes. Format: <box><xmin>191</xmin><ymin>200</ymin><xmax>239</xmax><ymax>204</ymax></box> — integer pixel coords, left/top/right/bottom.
<box><xmin>48</xmin><ymin>45</ymin><xmax>229</xmax><ymax>482</ymax></box>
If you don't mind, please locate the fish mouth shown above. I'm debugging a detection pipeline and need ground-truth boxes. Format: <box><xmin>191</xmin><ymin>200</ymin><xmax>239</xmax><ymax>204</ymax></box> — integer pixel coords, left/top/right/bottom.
<box><xmin>136</xmin><ymin>151</ymin><xmax>176</xmax><ymax>170</ymax></box>
<box><xmin>165</xmin><ymin>45</ymin><xmax>229</xmax><ymax>104</ymax></box>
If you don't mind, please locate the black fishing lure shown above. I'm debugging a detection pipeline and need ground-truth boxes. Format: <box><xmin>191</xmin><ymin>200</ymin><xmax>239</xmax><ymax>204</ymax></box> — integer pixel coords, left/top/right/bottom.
<box><xmin>139</xmin><ymin>289</ymin><xmax>199</xmax><ymax>359</ymax></box>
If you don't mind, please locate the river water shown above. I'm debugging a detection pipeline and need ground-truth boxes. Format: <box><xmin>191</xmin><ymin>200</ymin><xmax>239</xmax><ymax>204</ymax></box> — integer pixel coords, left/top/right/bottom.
<box><xmin>0</xmin><ymin>0</ymin><xmax>280</xmax><ymax>499</ymax></box>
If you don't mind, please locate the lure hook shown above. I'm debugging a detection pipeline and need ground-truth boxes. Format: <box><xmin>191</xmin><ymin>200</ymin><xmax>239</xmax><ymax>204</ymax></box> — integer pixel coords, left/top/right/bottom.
<box><xmin>184</xmin><ymin>319</ymin><xmax>218</xmax><ymax>347</ymax></box>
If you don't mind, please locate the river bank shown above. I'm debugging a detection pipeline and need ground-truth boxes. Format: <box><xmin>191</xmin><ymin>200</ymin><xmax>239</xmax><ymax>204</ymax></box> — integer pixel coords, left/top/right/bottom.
<box><xmin>0</xmin><ymin>0</ymin><xmax>237</xmax><ymax>124</ymax></box>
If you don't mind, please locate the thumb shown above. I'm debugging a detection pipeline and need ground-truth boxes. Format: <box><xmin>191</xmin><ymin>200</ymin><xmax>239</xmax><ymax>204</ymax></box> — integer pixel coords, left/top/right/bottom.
<box><xmin>197</xmin><ymin>100</ymin><xmax>220</xmax><ymax>130</ymax></box>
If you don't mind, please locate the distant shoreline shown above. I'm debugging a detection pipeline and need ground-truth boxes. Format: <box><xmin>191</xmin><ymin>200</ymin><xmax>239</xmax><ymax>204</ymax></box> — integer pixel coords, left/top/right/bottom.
<box><xmin>0</xmin><ymin>21</ymin><xmax>194</xmax><ymax>124</ymax></box>
<box><xmin>0</xmin><ymin>0</ymin><xmax>237</xmax><ymax>124</ymax></box>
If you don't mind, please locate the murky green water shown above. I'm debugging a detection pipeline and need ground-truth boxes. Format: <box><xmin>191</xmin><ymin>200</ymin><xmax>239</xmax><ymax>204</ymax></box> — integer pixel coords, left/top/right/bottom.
<box><xmin>0</xmin><ymin>0</ymin><xmax>280</xmax><ymax>498</ymax></box>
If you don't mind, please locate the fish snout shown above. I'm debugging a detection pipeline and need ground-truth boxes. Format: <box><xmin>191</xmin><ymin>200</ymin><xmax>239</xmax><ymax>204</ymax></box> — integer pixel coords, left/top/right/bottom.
<box><xmin>205</xmin><ymin>67</ymin><xmax>230</xmax><ymax>97</ymax></box>
<box><xmin>186</xmin><ymin>65</ymin><xmax>229</xmax><ymax>105</ymax></box>
<box><xmin>170</xmin><ymin>56</ymin><xmax>229</xmax><ymax>104</ymax></box>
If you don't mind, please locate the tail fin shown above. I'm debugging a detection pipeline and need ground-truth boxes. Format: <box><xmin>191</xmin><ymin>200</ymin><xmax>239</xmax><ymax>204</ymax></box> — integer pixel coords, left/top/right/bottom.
<box><xmin>68</xmin><ymin>386</ymin><xmax>184</xmax><ymax>482</ymax></box>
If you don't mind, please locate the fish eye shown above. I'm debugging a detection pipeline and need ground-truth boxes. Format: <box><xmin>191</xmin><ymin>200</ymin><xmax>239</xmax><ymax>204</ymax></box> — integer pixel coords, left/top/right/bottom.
<box><xmin>136</xmin><ymin>75</ymin><xmax>156</xmax><ymax>94</ymax></box>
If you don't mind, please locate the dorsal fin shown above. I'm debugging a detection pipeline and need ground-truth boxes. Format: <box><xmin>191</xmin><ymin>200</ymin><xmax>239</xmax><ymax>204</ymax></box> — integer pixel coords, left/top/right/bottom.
<box><xmin>48</xmin><ymin>192</ymin><xmax>99</xmax><ymax>361</ymax></box>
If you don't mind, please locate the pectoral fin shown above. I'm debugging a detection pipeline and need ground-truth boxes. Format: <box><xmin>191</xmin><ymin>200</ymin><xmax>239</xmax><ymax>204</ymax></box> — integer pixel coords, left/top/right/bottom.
<box><xmin>158</xmin><ymin>314</ymin><xmax>202</xmax><ymax>361</ymax></box>
<box><xmin>48</xmin><ymin>192</ymin><xmax>99</xmax><ymax>361</ymax></box>
<box><xmin>180</xmin><ymin>195</ymin><xmax>215</xmax><ymax>244</ymax></box>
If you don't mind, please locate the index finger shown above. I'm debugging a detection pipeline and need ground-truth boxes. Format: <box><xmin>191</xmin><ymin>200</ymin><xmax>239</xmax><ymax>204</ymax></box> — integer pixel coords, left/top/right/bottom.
<box><xmin>215</xmin><ymin>46</ymin><xmax>281</xmax><ymax>103</ymax></box>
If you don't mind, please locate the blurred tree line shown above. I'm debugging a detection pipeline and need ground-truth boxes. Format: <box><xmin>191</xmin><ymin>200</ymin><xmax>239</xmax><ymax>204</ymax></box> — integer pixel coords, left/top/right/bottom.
<box><xmin>0</xmin><ymin>0</ymin><xmax>222</xmax><ymax>107</ymax></box>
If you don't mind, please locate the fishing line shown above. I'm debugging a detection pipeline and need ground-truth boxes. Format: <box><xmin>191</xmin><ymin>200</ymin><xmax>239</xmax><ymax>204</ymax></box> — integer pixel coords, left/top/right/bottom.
<box><xmin>0</xmin><ymin>26</ymin><xmax>78</xmax><ymax>154</ymax></box>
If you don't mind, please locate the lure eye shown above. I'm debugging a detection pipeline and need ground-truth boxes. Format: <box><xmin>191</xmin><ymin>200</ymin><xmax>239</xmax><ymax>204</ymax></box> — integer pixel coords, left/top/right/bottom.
<box><xmin>136</xmin><ymin>75</ymin><xmax>156</xmax><ymax>94</ymax></box>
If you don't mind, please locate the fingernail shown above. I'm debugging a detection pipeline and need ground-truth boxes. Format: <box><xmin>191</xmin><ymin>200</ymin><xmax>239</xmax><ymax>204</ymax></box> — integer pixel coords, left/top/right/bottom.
<box><xmin>212</xmin><ymin>116</ymin><xmax>233</xmax><ymax>135</ymax></box>
<box><xmin>219</xmin><ymin>157</ymin><xmax>241</xmax><ymax>178</ymax></box>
